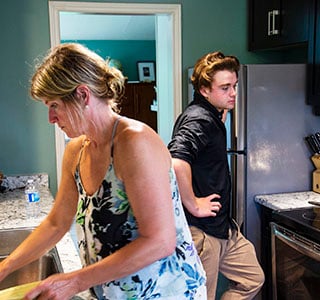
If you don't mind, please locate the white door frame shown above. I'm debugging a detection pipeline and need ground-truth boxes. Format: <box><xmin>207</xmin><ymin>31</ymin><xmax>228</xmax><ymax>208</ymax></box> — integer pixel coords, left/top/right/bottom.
<box><xmin>48</xmin><ymin>1</ymin><xmax>182</xmax><ymax>185</ymax></box>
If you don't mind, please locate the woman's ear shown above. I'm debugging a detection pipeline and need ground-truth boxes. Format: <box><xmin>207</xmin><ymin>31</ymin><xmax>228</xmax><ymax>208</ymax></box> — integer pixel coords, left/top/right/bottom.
<box><xmin>76</xmin><ymin>85</ymin><xmax>90</xmax><ymax>106</ymax></box>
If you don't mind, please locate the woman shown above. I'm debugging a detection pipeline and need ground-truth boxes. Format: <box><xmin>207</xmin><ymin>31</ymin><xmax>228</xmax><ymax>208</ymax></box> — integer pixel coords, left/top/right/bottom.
<box><xmin>0</xmin><ymin>43</ymin><xmax>206</xmax><ymax>300</ymax></box>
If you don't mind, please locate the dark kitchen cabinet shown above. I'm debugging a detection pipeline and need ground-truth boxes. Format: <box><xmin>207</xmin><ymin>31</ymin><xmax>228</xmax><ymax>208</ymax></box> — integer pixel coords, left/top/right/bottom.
<box><xmin>120</xmin><ymin>82</ymin><xmax>157</xmax><ymax>132</ymax></box>
<box><xmin>248</xmin><ymin>0</ymin><xmax>310</xmax><ymax>51</ymax></box>
<box><xmin>307</xmin><ymin>0</ymin><xmax>320</xmax><ymax>114</ymax></box>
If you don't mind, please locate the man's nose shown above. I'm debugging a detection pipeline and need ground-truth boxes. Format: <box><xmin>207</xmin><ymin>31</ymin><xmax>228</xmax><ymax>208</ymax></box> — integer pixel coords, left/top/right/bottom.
<box><xmin>230</xmin><ymin>87</ymin><xmax>237</xmax><ymax>96</ymax></box>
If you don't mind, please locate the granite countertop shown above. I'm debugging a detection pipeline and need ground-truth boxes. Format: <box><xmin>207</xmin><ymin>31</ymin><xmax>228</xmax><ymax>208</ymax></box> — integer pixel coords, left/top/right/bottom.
<box><xmin>255</xmin><ymin>190</ymin><xmax>320</xmax><ymax>211</ymax></box>
<box><xmin>0</xmin><ymin>174</ymin><xmax>94</xmax><ymax>299</ymax></box>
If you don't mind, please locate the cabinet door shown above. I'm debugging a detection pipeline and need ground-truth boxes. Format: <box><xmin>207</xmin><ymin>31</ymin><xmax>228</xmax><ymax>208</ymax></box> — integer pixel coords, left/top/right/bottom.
<box><xmin>249</xmin><ymin>0</ymin><xmax>279</xmax><ymax>50</ymax></box>
<box><xmin>307</xmin><ymin>0</ymin><xmax>320</xmax><ymax>113</ymax></box>
<box><xmin>120</xmin><ymin>83</ymin><xmax>136</xmax><ymax>119</ymax></box>
<box><xmin>135</xmin><ymin>83</ymin><xmax>157</xmax><ymax>132</ymax></box>
<box><xmin>249</xmin><ymin>0</ymin><xmax>310</xmax><ymax>50</ymax></box>
<box><xmin>120</xmin><ymin>83</ymin><xmax>157</xmax><ymax>132</ymax></box>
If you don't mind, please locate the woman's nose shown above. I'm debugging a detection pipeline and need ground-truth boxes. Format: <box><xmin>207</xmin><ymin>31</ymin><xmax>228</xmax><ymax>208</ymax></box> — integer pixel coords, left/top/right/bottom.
<box><xmin>48</xmin><ymin>108</ymin><xmax>57</xmax><ymax>124</ymax></box>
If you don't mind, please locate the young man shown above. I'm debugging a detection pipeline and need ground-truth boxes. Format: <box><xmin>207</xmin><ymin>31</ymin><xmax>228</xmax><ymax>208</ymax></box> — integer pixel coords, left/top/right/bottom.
<box><xmin>168</xmin><ymin>51</ymin><xmax>264</xmax><ymax>299</ymax></box>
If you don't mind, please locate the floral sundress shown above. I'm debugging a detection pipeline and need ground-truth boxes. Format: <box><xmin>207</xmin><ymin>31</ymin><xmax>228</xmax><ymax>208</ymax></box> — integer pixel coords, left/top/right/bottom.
<box><xmin>74</xmin><ymin>120</ymin><xmax>206</xmax><ymax>300</ymax></box>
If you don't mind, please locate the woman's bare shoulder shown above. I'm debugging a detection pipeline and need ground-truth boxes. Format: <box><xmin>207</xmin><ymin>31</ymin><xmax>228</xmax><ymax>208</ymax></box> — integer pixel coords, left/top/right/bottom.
<box><xmin>116</xmin><ymin>118</ymin><xmax>158</xmax><ymax>145</ymax></box>
<box><xmin>62</xmin><ymin>136</ymin><xmax>86</xmax><ymax>168</ymax></box>
<box><xmin>114</xmin><ymin>118</ymin><xmax>171</xmax><ymax>167</ymax></box>
<box><xmin>65</xmin><ymin>135</ymin><xmax>86</xmax><ymax>151</ymax></box>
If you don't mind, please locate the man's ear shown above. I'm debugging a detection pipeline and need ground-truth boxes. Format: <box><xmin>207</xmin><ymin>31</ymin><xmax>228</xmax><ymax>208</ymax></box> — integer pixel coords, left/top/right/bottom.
<box><xmin>199</xmin><ymin>86</ymin><xmax>210</xmax><ymax>99</ymax></box>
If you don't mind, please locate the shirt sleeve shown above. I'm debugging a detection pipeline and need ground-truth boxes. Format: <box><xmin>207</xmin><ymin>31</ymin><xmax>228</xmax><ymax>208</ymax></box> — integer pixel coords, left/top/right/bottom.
<box><xmin>168</xmin><ymin>113</ymin><xmax>213</xmax><ymax>165</ymax></box>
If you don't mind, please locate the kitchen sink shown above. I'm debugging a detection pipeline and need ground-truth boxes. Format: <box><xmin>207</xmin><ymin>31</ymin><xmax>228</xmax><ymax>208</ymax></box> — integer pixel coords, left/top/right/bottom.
<box><xmin>0</xmin><ymin>227</ymin><xmax>63</xmax><ymax>291</ymax></box>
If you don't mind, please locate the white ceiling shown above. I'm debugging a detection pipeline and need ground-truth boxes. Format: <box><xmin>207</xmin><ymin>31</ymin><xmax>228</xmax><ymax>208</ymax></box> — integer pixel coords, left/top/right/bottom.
<box><xmin>59</xmin><ymin>12</ymin><xmax>156</xmax><ymax>40</ymax></box>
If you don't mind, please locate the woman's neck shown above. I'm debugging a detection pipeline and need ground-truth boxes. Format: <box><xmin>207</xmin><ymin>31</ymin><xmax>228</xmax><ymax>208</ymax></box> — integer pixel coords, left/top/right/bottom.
<box><xmin>85</xmin><ymin>110</ymin><xmax>119</xmax><ymax>148</ymax></box>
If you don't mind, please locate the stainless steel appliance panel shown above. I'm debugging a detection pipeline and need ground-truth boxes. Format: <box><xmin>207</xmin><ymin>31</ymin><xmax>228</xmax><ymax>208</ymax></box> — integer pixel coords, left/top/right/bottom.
<box><xmin>230</xmin><ymin>64</ymin><xmax>320</xmax><ymax>260</ymax></box>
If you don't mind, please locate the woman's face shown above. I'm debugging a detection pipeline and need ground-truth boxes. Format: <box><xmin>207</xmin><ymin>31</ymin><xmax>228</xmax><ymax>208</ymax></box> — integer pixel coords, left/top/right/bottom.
<box><xmin>44</xmin><ymin>98</ymin><xmax>83</xmax><ymax>138</ymax></box>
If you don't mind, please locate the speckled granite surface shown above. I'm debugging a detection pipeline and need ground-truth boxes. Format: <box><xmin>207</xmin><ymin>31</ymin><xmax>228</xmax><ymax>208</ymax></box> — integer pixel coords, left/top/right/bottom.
<box><xmin>0</xmin><ymin>173</ymin><xmax>49</xmax><ymax>192</ymax></box>
<box><xmin>0</xmin><ymin>174</ymin><xmax>94</xmax><ymax>299</ymax></box>
<box><xmin>255</xmin><ymin>191</ymin><xmax>320</xmax><ymax>211</ymax></box>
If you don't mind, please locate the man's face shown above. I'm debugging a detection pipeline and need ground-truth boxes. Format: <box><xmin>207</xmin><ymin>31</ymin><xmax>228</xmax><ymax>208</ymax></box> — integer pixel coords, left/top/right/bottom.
<box><xmin>200</xmin><ymin>70</ymin><xmax>238</xmax><ymax>112</ymax></box>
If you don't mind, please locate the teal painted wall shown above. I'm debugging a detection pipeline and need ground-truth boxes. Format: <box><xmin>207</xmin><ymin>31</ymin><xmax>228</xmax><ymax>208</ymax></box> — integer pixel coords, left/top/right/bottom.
<box><xmin>0</xmin><ymin>0</ymin><xmax>307</xmax><ymax>195</ymax></box>
<box><xmin>0</xmin><ymin>0</ymin><xmax>56</xmax><ymax>190</ymax></box>
<box><xmin>62</xmin><ymin>40</ymin><xmax>156</xmax><ymax>81</ymax></box>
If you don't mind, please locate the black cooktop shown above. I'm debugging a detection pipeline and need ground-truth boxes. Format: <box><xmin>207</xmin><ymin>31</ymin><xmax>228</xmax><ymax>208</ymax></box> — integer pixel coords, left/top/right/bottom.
<box><xmin>272</xmin><ymin>207</ymin><xmax>320</xmax><ymax>243</ymax></box>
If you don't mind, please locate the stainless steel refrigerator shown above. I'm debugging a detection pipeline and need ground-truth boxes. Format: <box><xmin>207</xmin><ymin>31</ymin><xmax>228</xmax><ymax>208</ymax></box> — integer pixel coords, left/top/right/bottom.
<box><xmin>228</xmin><ymin>64</ymin><xmax>320</xmax><ymax>259</ymax></box>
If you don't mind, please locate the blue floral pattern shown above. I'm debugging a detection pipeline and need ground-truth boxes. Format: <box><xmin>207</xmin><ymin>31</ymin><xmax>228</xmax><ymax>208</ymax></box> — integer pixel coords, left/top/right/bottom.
<box><xmin>75</xmin><ymin>164</ymin><xmax>206</xmax><ymax>299</ymax></box>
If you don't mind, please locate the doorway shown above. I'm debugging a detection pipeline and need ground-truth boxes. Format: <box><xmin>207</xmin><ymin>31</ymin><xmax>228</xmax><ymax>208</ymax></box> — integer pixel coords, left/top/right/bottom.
<box><xmin>48</xmin><ymin>1</ymin><xmax>182</xmax><ymax>184</ymax></box>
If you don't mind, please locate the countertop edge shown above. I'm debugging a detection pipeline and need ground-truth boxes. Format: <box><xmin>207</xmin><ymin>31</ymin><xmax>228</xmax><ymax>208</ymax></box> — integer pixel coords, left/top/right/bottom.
<box><xmin>254</xmin><ymin>190</ymin><xmax>320</xmax><ymax>211</ymax></box>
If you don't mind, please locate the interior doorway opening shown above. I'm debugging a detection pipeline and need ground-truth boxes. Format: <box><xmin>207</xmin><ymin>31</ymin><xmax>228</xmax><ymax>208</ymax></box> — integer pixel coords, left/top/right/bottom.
<box><xmin>48</xmin><ymin>1</ymin><xmax>182</xmax><ymax>185</ymax></box>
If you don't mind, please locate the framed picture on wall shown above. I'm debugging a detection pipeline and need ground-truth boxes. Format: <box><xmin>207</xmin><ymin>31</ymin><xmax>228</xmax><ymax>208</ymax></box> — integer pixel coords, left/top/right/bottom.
<box><xmin>137</xmin><ymin>61</ymin><xmax>156</xmax><ymax>82</ymax></box>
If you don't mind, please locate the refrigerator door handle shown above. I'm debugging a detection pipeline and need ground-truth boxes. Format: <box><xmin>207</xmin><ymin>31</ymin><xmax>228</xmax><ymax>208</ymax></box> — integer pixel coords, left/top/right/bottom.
<box><xmin>227</xmin><ymin>149</ymin><xmax>247</xmax><ymax>155</ymax></box>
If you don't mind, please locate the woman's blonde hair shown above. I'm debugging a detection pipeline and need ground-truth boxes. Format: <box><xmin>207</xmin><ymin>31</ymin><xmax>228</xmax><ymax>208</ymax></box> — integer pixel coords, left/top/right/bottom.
<box><xmin>191</xmin><ymin>51</ymin><xmax>240</xmax><ymax>93</ymax></box>
<box><xmin>30</xmin><ymin>43</ymin><xmax>125</xmax><ymax>113</ymax></box>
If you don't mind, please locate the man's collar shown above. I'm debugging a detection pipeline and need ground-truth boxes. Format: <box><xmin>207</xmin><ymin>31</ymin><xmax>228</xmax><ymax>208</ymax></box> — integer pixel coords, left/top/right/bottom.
<box><xmin>193</xmin><ymin>91</ymin><xmax>222</xmax><ymax>119</ymax></box>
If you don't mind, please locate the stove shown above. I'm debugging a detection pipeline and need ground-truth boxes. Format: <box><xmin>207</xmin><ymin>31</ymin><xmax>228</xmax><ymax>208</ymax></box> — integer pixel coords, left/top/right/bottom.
<box><xmin>272</xmin><ymin>207</ymin><xmax>320</xmax><ymax>243</ymax></box>
<box><xmin>268</xmin><ymin>207</ymin><xmax>320</xmax><ymax>299</ymax></box>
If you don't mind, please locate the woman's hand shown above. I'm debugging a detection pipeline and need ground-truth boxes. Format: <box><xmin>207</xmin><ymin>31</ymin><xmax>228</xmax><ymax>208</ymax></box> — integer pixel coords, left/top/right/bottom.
<box><xmin>0</xmin><ymin>260</ymin><xmax>11</xmax><ymax>283</ymax></box>
<box><xmin>24</xmin><ymin>273</ymin><xmax>80</xmax><ymax>300</ymax></box>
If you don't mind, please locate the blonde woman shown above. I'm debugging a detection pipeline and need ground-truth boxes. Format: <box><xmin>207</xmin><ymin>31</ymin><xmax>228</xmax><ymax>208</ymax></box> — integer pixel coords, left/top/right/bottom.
<box><xmin>0</xmin><ymin>43</ymin><xmax>206</xmax><ymax>300</ymax></box>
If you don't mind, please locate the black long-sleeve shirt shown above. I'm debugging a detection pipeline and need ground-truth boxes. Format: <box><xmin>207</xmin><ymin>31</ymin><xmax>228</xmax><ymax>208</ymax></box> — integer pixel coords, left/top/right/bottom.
<box><xmin>168</xmin><ymin>91</ymin><xmax>232</xmax><ymax>239</ymax></box>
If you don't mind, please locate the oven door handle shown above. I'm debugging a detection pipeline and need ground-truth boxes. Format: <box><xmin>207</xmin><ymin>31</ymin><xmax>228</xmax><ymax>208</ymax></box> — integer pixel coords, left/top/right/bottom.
<box><xmin>271</xmin><ymin>223</ymin><xmax>320</xmax><ymax>261</ymax></box>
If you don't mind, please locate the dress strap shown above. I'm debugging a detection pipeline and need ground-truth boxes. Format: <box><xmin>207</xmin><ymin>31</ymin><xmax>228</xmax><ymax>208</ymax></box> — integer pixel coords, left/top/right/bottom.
<box><xmin>111</xmin><ymin>117</ymin><xmax>122</xmax><ymax>157</ymax></box>
<box><xmin>75</xmin><ymin>137</ymin><xmax>88</xmax><ymax>174</ymax></box>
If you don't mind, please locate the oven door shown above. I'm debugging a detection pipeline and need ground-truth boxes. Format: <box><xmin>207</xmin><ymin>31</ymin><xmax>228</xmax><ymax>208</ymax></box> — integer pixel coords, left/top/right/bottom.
<box><xmin>270</xmin><ymin>222</ymin><xmax>320</xmax><ymax>300</ymax></box>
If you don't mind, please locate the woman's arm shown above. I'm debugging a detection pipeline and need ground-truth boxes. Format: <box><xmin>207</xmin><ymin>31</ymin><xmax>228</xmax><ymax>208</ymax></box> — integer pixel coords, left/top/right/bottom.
<box><xmin>0</xmin><ymin>138</ymin><xmax>81</xmax><ymax>283</ymax></box>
